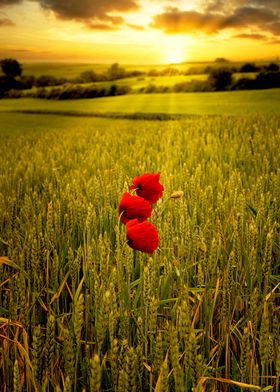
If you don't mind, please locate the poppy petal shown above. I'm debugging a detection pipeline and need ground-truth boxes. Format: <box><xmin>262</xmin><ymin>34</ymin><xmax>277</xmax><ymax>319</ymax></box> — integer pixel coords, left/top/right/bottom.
<box><xmin>118</xmin><ymin>192</ymin><xmax>152</xmax><ymax>224</ymax></box>
<box><xmin>129</xmin><ymin>172</ymin><xmax>164</xmax><ymax>204</ymax></box>
<box><xmin>126</xmin><ymin>219</ymin><xmax>159</xmax><ymax>254</ymax></box>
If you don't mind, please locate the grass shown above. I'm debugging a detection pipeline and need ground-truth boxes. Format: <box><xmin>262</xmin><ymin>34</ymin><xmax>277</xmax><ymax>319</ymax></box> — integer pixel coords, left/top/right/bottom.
<box><xmin>1</xmin><ymin>88</ymin><xmax>280</xmax><ymax>117</ymax></box>
<box><xmin>0</xmin><ymin>112</ymin><xmax>131</xmax><ymax>135</ymax></box>
<box><xmin>0</xmin><ymin>111</ymin><xmax>279</xmax><ymax>391</ymax></box>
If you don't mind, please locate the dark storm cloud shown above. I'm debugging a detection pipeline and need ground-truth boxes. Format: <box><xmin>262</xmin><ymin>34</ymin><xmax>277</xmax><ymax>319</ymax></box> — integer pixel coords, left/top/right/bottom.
<box><xmin>0</xmin><ymin>16</ymin><xmax>14</xmax><ymax>25</ymax></box>
<box><xmin>152</xmin><ymin>5</ymin><xmax>280</xmax><ymax>36</ymax></box>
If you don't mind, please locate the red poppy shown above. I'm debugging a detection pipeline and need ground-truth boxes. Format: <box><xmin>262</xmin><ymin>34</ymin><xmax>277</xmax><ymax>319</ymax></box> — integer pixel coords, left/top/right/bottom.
<box><xmin>126</xmin><ymin>219</ymin><xmax>159</xmax><ymax>254</ymax></box>
<box><xmin>129</xmin><ymin>172</ymin><xmax>164</xmax><ymax>204</ymax></box>
<box><xmin>118</xmin><ymin>192</ymin><xmax>152</xmax><ymax>225</ymax></box>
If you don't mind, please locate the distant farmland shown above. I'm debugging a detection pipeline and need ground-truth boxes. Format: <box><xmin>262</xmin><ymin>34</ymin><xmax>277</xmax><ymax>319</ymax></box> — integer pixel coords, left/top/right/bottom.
<box><xmin>1</xmin><ymin>88</ymin><xmax>280</xmax><ymax>117</ymax></box>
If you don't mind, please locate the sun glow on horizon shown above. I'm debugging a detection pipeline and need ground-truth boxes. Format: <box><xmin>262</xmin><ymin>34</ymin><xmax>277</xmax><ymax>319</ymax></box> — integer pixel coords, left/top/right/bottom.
<box><xmin>160</xmin><ymin>35</ymin><xmax>192</xmax><ymax>64</ymax></box>
<box><xmin>164</xmin><ymin>50</ymin><xmax>186</xmax><ymax>64</ymax></box>
<box><xmin>0</xmin><ymin>0</ymin><xmax>279</xmax><ymax>63</ymax></box>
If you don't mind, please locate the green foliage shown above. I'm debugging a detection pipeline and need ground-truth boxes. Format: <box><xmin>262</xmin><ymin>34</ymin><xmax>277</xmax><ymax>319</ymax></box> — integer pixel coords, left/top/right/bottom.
<box><xmin>0</xmin><ymin>58</ymin><xmax>22</xmax><ymax>78</ymax></box>
<box><xmin>15</xmin><ymin>60</ymin><xmax>279</xmax><ymax>79</ymax></box>
<box><xmin>2</xmin><ymin>60</ymin><xmax>279</xmax><ymax>97</ymax></box>
<box><xmin>207</xmin><ymin>68</ymin><xmax>233</xmax><ymax>91</ymax></box>
<box><xmin>0</xmin><ymin>113</ymin><xmax>279</xmax><ymax>391</ymax></box>
<box><xmin>107</xmin><ymin>63</ymin><xmax>126</xmax><ymax>80</ymax></box>
<box><xmin>79</xmin><ymin>70</ymin><xmax>99</xmax><ymax>83</ymax></box>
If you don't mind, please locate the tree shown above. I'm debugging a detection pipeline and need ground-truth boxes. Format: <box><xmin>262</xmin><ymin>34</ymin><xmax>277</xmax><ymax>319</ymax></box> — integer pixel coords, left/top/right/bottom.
<box><xmin>80</xmin><ymin>70</ymin><xmax>98</xmax><ymax>83</ymax></box>
<box><xmin>0</xmin><ymin>58</ymin><xmax>22</xmax><ymax>78</ymax></box>
<box><xmin>265</xmin><ymin>63</ymin><xmax>279</xmax><ymax>72</ymax></box>
<box><xmin>107</xmin><ymin>63</ymin><xmax>126</xmax><ymax>80</ymax></box>
<box><xmin>207</xmin><ymin>68</ymin><xmax>233</xmax><ymax>91</ymax></box>
<box><xmin>240</xmin><ymin>63</ymin><xmax>259</xmax><ymax>73</ymax></box>
<box><xmin>214</xmin><ymin>57</ymin><xmax>230</xmax><ymax>63</ymax></box>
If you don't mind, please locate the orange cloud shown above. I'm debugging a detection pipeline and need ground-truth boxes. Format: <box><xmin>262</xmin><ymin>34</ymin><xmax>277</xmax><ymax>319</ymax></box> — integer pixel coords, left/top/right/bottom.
<box><xmin>151</xmin><ymin>7</ymin><xmax>224</xmax><ymax>34</ymax></box>
<box><xmin>0</xmin><ymin>17</ymin><xmax>14</xmax><ymax>25</ymax></box>
<box><xmin>86</xmin><ymin>22</ymin><xmax>119</xmax><ymax>31</ymax></box>
<box><xmin>0</xmin><ymin>0</ymin><xmax>23</xmax><ymax>5</ymax></box>
<box><xmin>38</xmin><ymin>0</ymin><xmax>139</xmax><ymax>24</ymax></box>
<box><xmin>0</xmin><ymin>0</ymin><xmax>139</xmax><ymax>29</ymax></box>
<box><xmin>233</xmin><ymin>33</ymin><xmax>267</xmax><ymax>40</ymax></box>
<box><xmin>151</xmin><ymin>6</ymin><xmax>280</xmax><ymax>36</ymax></box>
<box><xmin>127</xmin><ymin>23</ymin><xmax>145</xmax><ymax>31</ymax></box>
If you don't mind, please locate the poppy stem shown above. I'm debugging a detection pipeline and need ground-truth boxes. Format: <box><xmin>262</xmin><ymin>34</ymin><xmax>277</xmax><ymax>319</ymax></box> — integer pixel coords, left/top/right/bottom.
<box><xmin>154</xmin><ymin>196</ymin><xmax>172</xmax><ymax>219</ymax></box>
<box><xmin>130</xmin><ymin>188</ymin><xmax>139</xmax><ymax>195</ymax></box>
<box><xmin>118</xmin><ymin>210</ymin><xmax>125</xmax><ymax>229</ymax></box>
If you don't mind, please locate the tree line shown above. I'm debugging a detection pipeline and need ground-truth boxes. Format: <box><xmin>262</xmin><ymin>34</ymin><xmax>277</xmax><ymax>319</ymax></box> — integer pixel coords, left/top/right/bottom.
<box><xmin>1</xmin><ymin>58</ymin><xmax>280</xmax><ymax>99</ymax></box>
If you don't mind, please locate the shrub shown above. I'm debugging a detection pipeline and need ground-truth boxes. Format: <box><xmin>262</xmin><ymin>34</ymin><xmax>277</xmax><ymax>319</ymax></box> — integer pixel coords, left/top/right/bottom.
<box><xmin>29</xmin><ymin>83</ymin><xmax>132</xmax><ymax>100</ymax></box>
<box><xmin>79</xmin><ymin>70</ymin><xmax>99</xmax><ymax>83</ymax></box>
<box><xmin>0</xmin><ymin>58</ymin><xmax>22</xmax><ymax>77</ymax></box>
<box><xmin>35</xmin><ymin>75</ymin><xmax>67</xmax><ymax>87</ymax></box>
<box><xmin>255</xmin><ymin>71</ymin><xmax>280</xmax><ymax>89</ymax></box>
<box><xmin>207</xmin><ymin>68</ymin><xmax>233</xmax><ymax>91</ymax></box>
<box><xmin>0</xmin><ymin>76</ymin><xmax>23</xmax><ymax>97</ymax></box>
<box><xmin>240</xmin><ymin>63</ymin><xmax>260</xmax><ymax>73</ymax></box>
<box><xmin>264</xmin><ymin>63</ymin><xmax>279</xmax><ymax>72</ymax></box>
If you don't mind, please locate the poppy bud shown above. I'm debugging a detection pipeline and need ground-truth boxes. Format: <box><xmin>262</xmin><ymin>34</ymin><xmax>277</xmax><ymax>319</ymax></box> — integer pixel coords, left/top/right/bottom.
<box><xmin>170</xmin><ymin>191</ymin><xmax>184</xmax><ymax>199</ymax></box>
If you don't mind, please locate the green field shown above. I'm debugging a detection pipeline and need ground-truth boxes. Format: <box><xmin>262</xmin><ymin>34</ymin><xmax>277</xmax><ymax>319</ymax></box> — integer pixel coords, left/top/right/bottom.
<box><xmin>1</xmin><ymin>89</ymin><xmax>280</xmax><ymax>118</ymax></box>
<box><xmin>0</xmin><ymin>107</ymin><xmax>279</xmax><ymax>391</ymax></box>
<box><xmin>0</xmin><ymin>60</ymin><xmax>266</xmax><ymax>98</ymax></box>
<box><xmin>18</xmin><ymin>73</ymin><xmax>257</xmax><ymax>96</ymax></box>
<box><xmin>69</xmin><ymin>73</ymin><xmax>256</xmax><ymax>91</ymax></box>
<box><xmin>86</xmin><ymin>74</ymin><xmax>208</xmax><ymax>91</ymax></box>
<box><xmin>20</xmin><ymin>74</ymin><xmax>209</xmax><ymax>96</ymax></box>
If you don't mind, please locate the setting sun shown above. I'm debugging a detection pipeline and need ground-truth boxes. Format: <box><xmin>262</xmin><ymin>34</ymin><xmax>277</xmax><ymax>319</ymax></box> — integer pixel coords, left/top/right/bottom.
<box><xmin>164</xmin><ymin>47</ymin><xmax>186</xmax><ymax>64</ymax></box>
<box><xmin>0</xmin><ymin>0</ymin><xmax>279</xmax><ymax>63</ymax></box>
<box><xmin>161</xmin><ymin>36</ymin><xmax>191</xmax><ymax>64</ymax></box>
<box><xmin>165</xmin><ymin>52</ymin><xmax>185</xmax><ymax>64</ymax></box>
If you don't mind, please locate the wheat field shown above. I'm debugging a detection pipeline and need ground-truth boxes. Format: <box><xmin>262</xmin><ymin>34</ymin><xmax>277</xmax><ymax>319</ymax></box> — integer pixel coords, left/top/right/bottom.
<box><xmin>0</xmin><ymin>114</ymin><xmax>279</xmax><ymax>391</ymax></box>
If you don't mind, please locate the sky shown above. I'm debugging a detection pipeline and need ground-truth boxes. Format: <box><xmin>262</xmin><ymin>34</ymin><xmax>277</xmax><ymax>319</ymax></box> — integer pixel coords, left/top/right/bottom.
<box><xmin>0</xmin><ymin>0</ymin><xmax>279</xmax><ymax>64</ymax></box>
